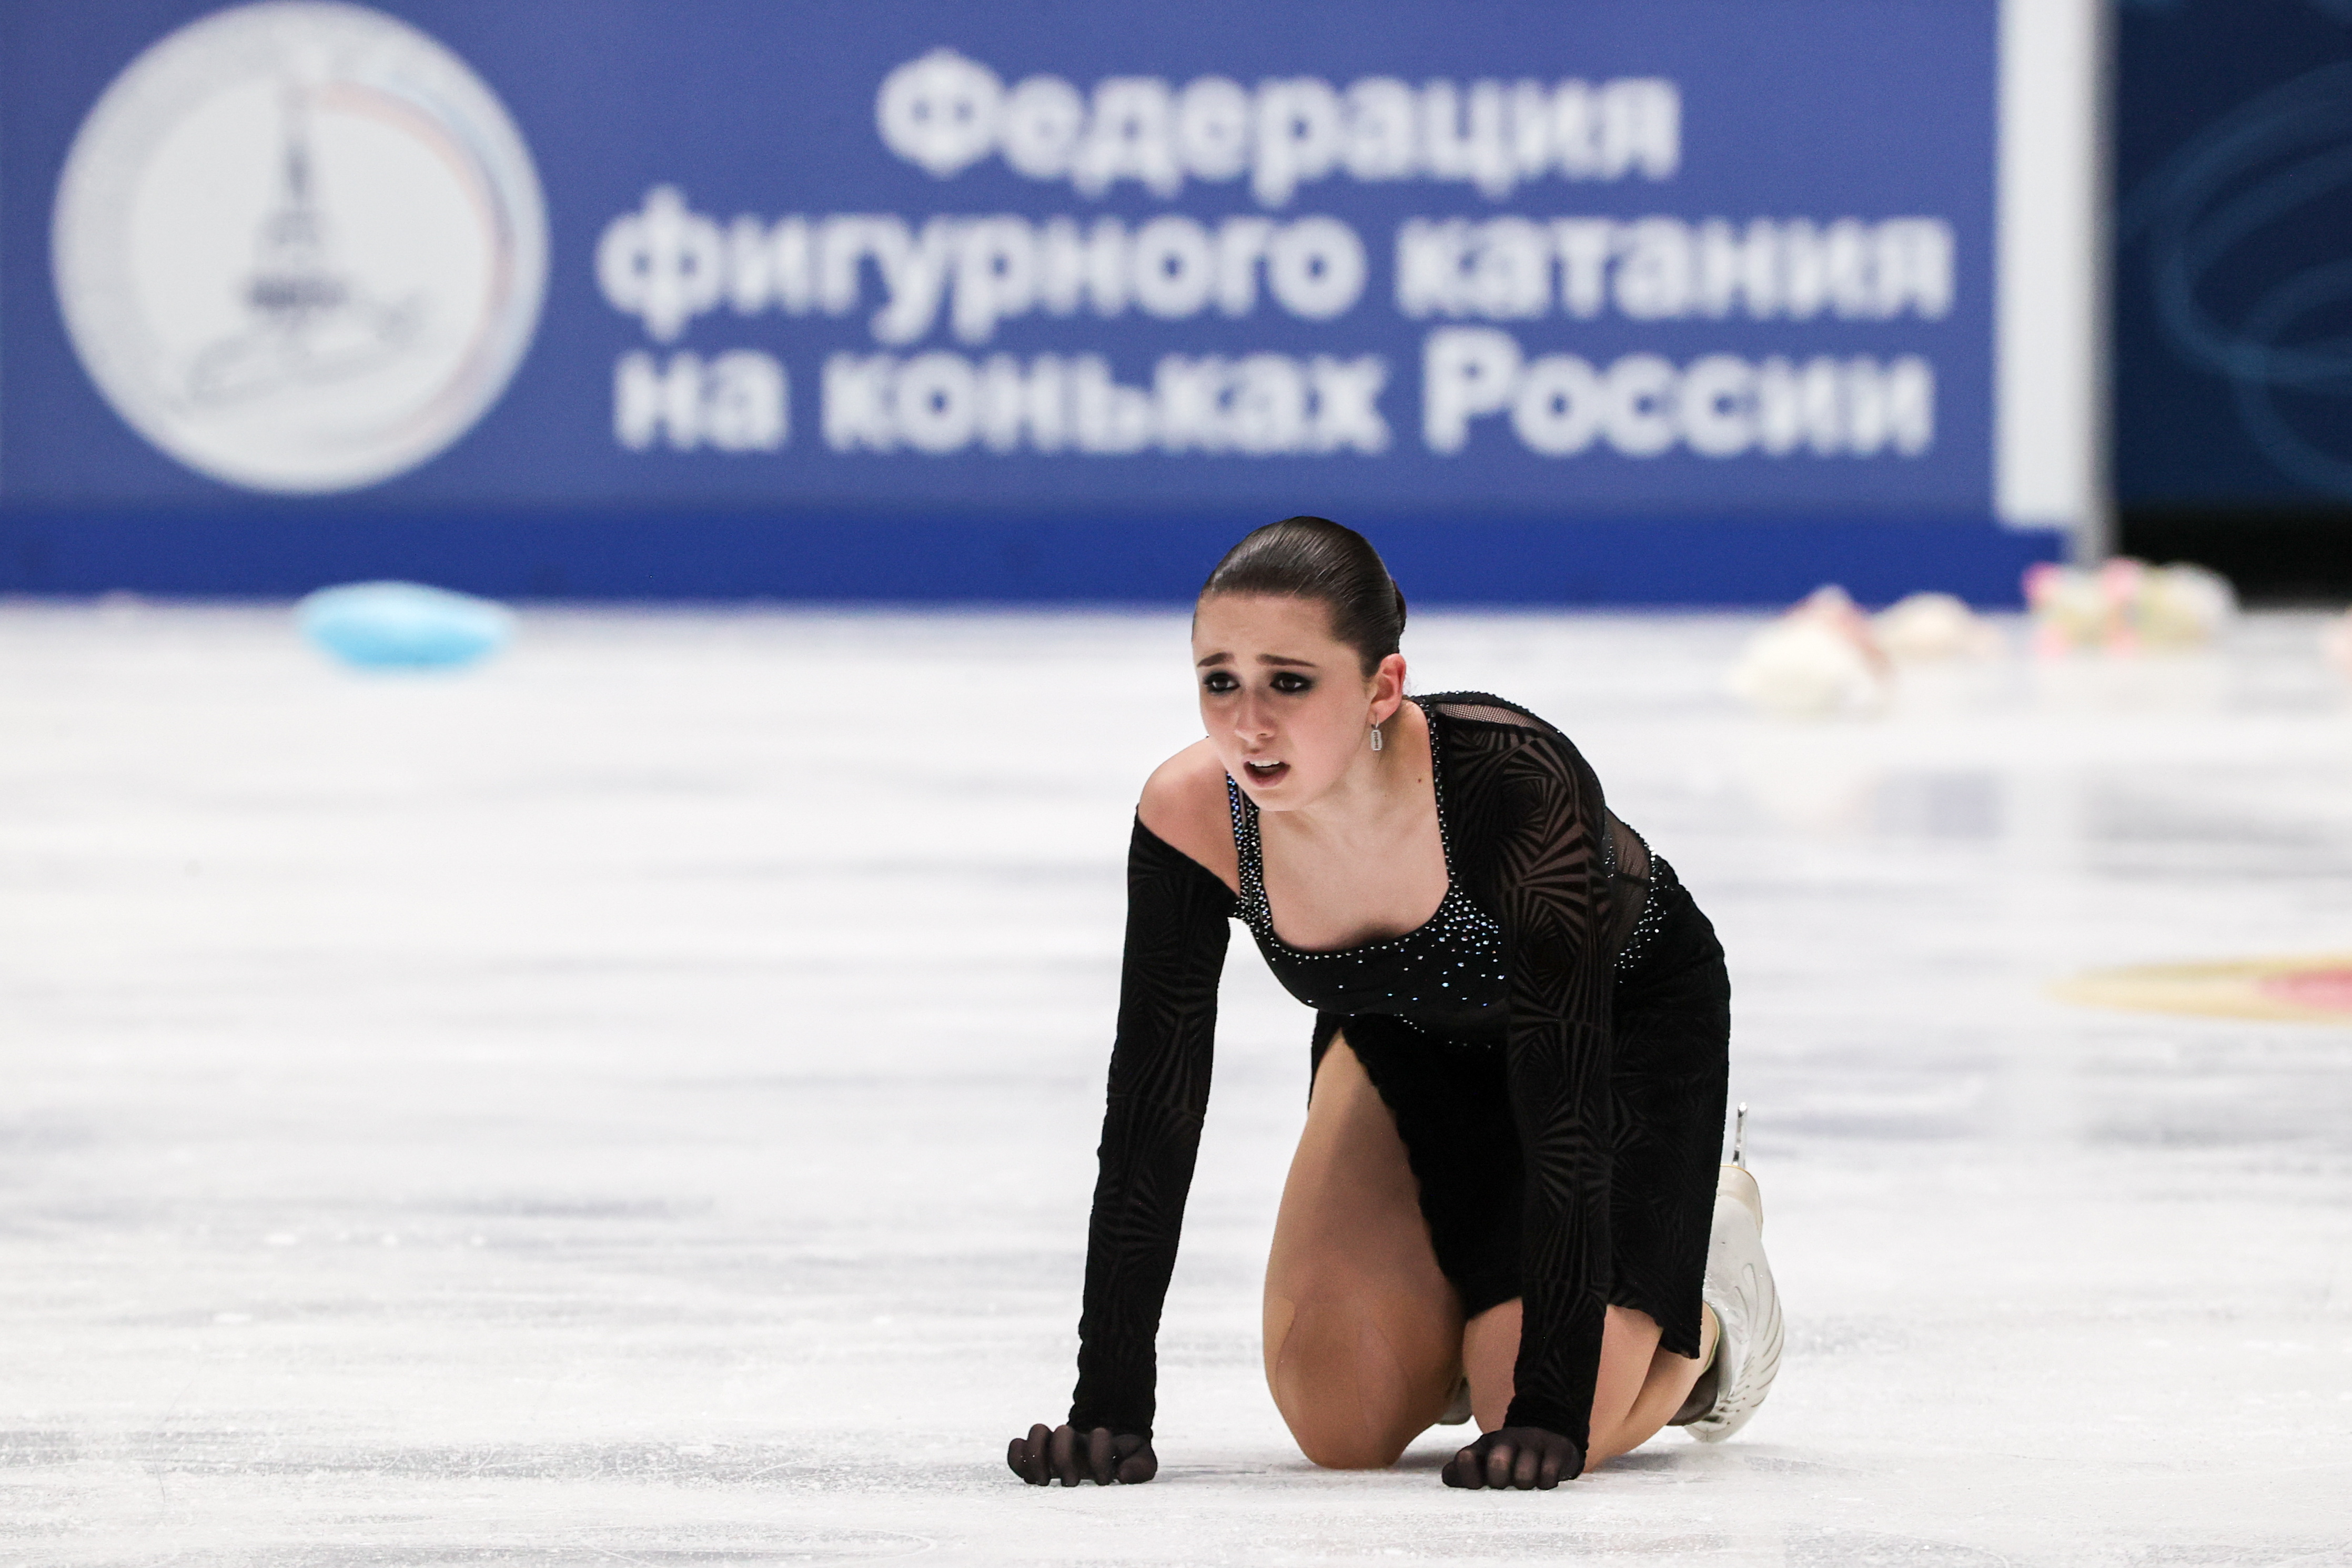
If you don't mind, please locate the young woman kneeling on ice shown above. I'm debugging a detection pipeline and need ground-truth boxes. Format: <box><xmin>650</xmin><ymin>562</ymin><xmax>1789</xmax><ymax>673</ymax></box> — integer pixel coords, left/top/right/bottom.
<box><xmin>1008</xmin><ymin>519</ymin><xmax>1780</xmax><ymax>1491</ymax></box>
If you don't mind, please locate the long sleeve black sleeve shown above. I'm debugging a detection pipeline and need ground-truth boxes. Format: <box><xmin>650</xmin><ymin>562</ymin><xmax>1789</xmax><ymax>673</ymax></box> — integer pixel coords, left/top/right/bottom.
<box><xmin>1440</xmin><ymin>708</ymin><xmax>1617</xmax><ymax>1455</ymax></box>
<box><xmin>1067</xmin><ymin>816</ymin><xmax>1234</xmax><ymax>1438</ymax></box>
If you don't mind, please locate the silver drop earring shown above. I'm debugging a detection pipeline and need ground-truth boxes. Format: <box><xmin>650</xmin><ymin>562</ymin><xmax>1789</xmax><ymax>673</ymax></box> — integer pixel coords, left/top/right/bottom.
<box><xmin>1368</xmin><ymin>722</ymin><xmax>1384</xmax><ymax>752</ymax></box>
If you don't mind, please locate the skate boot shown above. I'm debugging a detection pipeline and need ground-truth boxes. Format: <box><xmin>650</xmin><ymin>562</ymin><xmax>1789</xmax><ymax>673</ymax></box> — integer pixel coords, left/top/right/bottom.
<box><xmin>1437</xmin><ymin>1376</ymin><xmax>1474</xmax><ymax>1425</ymax></box>
<box><xmin>1681</xmin><ymin>1112</ymin><xmax>1783</xmax><ymax>1442</ymax></box>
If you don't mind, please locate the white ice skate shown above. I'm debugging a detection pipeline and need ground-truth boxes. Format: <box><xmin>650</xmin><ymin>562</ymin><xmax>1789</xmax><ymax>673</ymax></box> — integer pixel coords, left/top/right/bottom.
<box><xmin>1683</xmin><ymin>1107</ymin><xmax>1783</xmax><ymax>1443</ymax></box>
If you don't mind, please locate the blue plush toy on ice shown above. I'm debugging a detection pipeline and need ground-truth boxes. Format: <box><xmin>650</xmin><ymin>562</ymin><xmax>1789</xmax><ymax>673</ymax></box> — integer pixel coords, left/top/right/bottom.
<box><xmin>297</xmin><ymin>582</ymin><xmax>514</xmax><ymax>671</ymax></box>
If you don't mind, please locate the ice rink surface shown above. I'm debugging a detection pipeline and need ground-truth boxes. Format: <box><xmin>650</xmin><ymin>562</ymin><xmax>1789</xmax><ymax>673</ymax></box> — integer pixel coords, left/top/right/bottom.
<box><xmin>3</xmin><ymin>602</ymin><xmax>2349</xmax><ymax>1568</ymax></box>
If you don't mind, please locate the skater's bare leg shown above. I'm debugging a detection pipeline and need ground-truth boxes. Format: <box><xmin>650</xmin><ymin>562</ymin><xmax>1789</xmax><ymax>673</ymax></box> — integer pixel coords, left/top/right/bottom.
<box><xmin>1461</xmin><ymin>1299</ymin><xmax>1717</xmax><ymax>1468</ymax></box>
<box><xmin>1264</xmin><ymin>1034</ymin><xmax>1719</xmax><ymax>1473</ymax></box>
<box><xmin>1263</xmin><ymin>1034</ymin><xmax>1463</xmax><ymax>1468</ymax></box>
<box><xmin>1612</xmin><ymin>1307</ymin><xmax>1719</xmax><ymax>1451</ymax></box>
<box><xmin>1460</xmin><ymin>1301</ymin><xmax>1655</xmax><ymax>1435</ymax></box>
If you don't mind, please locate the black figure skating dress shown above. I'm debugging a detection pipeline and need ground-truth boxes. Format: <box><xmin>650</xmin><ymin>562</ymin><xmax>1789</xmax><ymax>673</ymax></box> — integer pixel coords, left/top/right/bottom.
<box><xmin>1069</xmin><ymin>693</ymin><xmax>1731</xmax><ymax>1461</ymax></box>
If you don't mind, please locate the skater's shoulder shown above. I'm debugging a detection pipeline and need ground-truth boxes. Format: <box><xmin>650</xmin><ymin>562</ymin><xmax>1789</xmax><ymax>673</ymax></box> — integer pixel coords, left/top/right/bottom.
<box><xmin>1420</xmin><ymin>692</ymin><xmax>1604</xmax><ymax>798</ymax></box>
<box><xmin>1419</xmin><ymin>691</ymin><xmax>1565</xmax><ymax>741</ymax></box>
<box><xmin>1137</xmin><ymin>740</ymin><xmax>1240</xmax><ymax>894</ymax></box>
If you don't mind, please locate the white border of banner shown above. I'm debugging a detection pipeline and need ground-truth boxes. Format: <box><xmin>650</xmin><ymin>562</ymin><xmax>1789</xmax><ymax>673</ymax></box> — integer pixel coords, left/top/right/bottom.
<box><xmin>1996</xmin><ymin>0</ymin><xmax>2111</xmax><ymax>551</ymax></box>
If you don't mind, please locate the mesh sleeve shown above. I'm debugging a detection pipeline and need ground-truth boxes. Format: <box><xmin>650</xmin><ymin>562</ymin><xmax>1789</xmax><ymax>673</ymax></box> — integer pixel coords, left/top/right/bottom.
<box><xmin>1067</xmin><ymin>816</ymin><xmax>1235</xmax><ymax>1438</ymax></box>
<box><xmin>1434</xmin><ymin>699</ymin><xmax>1617</xmax><ymax>1458</ymax></box>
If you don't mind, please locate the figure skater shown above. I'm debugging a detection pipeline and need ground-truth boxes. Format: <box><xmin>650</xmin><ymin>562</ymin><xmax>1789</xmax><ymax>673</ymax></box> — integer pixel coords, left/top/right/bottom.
<box><xmin>1007</xmin><ymin>519</ymin><xmax>1780</xmax><ymax>1491</ymax></box>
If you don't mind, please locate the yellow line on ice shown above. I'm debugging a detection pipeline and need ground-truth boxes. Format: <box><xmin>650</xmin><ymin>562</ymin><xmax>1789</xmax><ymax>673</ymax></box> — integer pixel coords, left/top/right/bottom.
<box><xmin>2050</xmin><ymin>953</ymin><xmax>2352</xmax><ymax>1023</ymax></box>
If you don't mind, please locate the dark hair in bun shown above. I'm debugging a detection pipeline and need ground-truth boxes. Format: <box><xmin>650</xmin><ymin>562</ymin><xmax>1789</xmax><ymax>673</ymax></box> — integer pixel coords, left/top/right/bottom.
<box><xmin>1197</xmin><ymin>517</ymin><xmax>1407</xmax><ymax>676</ymax></box>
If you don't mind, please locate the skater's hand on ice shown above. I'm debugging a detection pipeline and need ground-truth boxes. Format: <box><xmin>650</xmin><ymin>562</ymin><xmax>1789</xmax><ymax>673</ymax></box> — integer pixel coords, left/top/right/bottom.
<box><xmin>1006</xmin><ymin>1423</ymin><xmax>1156</xmax><ymax>1486</ymax></box>
<box><xmin>1441</xmin><ymin>1427</ymin><xmax>1582</xmax><ymax>1490</ymax></box>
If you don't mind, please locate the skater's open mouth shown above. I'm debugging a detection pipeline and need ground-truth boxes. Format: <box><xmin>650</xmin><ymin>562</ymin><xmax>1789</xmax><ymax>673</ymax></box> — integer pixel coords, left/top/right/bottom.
<box><xmin>1243</xmin><ymin>759</ymin><xmax>1289</xmax><ymax>785</ymax></box>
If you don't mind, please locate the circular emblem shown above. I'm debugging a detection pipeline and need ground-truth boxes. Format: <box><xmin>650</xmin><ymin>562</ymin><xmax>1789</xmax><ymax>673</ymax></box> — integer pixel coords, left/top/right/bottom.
<box><xmin>53</xmin><ymin>1</ymin><xmax>547</xmax><ymax>493</ymax></box>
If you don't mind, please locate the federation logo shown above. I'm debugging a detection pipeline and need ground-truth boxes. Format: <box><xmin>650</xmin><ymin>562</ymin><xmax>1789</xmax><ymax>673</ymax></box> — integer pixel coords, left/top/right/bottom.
<box><xmin>53</xmin><ymin>1</ymin><xmax>548</xmax><ymax>493</ymax></box>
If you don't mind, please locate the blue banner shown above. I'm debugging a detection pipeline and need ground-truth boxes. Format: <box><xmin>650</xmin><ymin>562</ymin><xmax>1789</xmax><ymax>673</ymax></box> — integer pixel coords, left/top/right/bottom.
<box><xmin>0</xmin><ymin>0</ymin><xmax>2062</xmax><ymax>602</ymax></box>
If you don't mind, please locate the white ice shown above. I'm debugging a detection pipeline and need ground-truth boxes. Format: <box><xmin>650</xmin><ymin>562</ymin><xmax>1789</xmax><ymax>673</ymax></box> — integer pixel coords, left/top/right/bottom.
<box><xmin>2</xmin><ymin>603</ymin><xmax>2348</xmax><ymax>1566</ymax></box>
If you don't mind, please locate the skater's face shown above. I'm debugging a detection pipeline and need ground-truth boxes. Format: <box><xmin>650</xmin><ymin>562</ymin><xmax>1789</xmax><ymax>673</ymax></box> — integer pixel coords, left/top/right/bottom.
<box><xmin>1191</xmin><ymin>592</ymin><xmax>1403</xmax><ymax>810</ymax></box>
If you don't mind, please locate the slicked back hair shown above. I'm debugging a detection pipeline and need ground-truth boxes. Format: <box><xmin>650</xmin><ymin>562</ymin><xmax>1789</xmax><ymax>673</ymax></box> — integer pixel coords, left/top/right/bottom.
<box><xmin>1197</xmin><ymin>517</ymin><xmax>1407</xmax><ymax>676</ymax></box>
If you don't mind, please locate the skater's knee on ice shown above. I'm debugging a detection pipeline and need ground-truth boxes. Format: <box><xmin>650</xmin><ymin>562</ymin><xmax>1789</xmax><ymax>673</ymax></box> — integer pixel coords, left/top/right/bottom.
<box><xmin>1283</xmin><ymin>1389</ymin><xmax>1418</xmax><ymax>1470</ymax></box>
<box><xmin>1267</xmin><ymin>1296</ymin><xmax>1448</xmax><ymax>1469</ymax></box>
